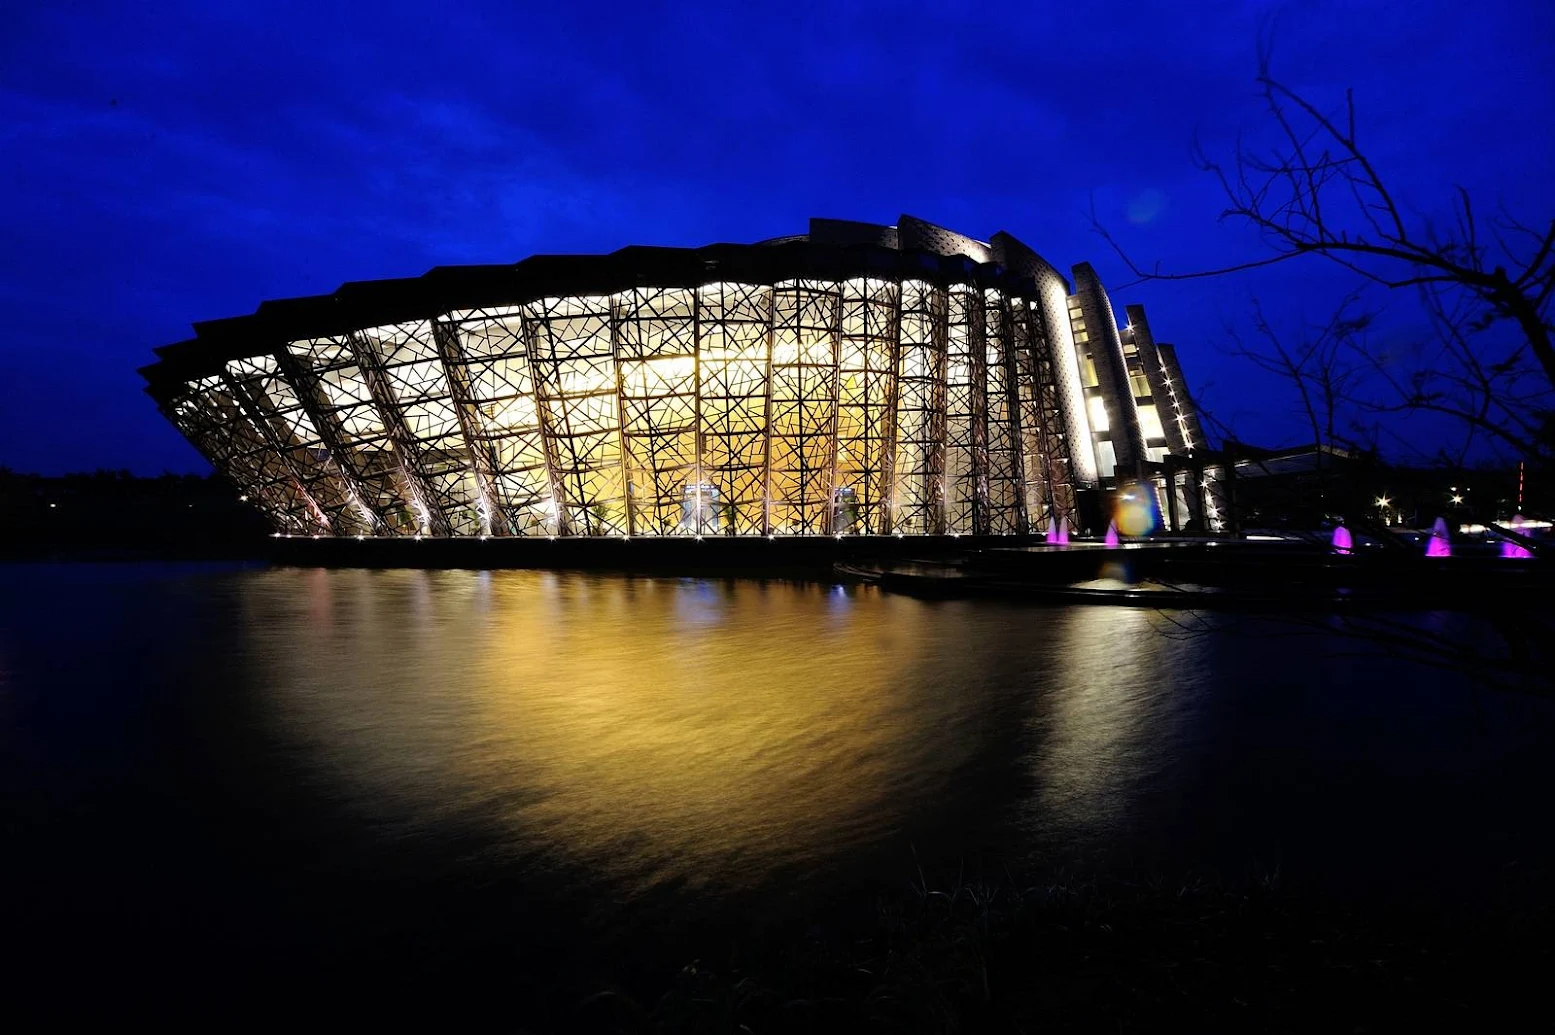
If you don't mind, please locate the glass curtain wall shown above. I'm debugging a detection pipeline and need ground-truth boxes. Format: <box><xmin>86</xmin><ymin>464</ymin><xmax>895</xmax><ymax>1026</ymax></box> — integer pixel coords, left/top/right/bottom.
<box><xmin>982</xmin><ymin>290</ymin><xmax>1024</xmax><ymax>534</ymax></box>
<box><xmin>437</xmin><ymin>307</ymin><xmax>557</xmax><ymax>536</ymax></box>
<box><xmin>523</xmin><ymin>296</ymin><xmax>627</xmax><ymax>536</ymax></box>
<box><xmin>944</xmin><ymin>284</ymin><xmax>988</xmax><ymax>535</ymax></box>
<box><xmin>173</xmin><ymin>276</ymin><xmax>1098</xmax><ymax>539</ymax></box>
<box><xmin>223</xmin><ymin>355</ymin><xmax>374</xmax><ymax>535</ymax></box>
<box><xmin>696</xmin><ymin>282</ymin><xmax>772</xmax><ymax>535</ymax></box>
<box><xmin>614</xmin><ymin>288</ymin><xmax>699</xmax><ymax>536</ymax></box>
<box><xmin>834</xmin><ymin>278</ymin><xmax>898</xmax><ymax>534</ymax></box>
<box><xmin>769</xmin><ymin>280</ymin><xmax>842</xmax><ymax>535</ymax></box>
<box><xmin>166</xmin><ymin>375</ymin><xmax>323</xmax><ymax>535</ymax></box>
<box><xmin>284</xmin><ymin>335</ymin><xmax>423</xmax><ymax>535</ymax></box>
<box><xmin>891</xmin><ymin>280</ymin><xmax>948</xmax><ymax>535</ymax></box>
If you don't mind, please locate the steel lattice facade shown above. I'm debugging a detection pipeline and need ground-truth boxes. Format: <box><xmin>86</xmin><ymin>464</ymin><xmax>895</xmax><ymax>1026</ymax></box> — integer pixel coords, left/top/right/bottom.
<box><xmin>142</xmin><ymin>216</ymin><xmax>1204</xmax><ymax>538</ymax></box>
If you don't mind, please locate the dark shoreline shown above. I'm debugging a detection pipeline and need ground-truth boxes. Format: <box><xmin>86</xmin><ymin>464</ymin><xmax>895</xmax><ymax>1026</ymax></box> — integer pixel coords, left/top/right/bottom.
<box><xmin>0</xmin><ymin>533</ymin><xmax>1034</xmax><ymax>579</ymax></box>
<box><xmin>11</xmin><ymin>536</ymin><xmax>1553</xmax><ymax>618</ymax></box>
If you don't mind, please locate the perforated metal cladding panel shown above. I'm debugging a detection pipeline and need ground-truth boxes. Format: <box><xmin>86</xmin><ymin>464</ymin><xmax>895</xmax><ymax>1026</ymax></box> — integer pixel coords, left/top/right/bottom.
<box><xmin>1156</xmin><ymin>343</ymin><xmax>1206</xmax><ymax>455</ymax></box>
<box><xmin>897</xmin><ymin>215</ymin><xmax>991</xmax><ymax>264</ymax></box>
<box><xmin>1071</xmin><ymin>264</ymin><xmax>1145</xmax><ymax>478</ymax></box>
<box><xmin>1202</xmin><ymin>466</ymin><xmax>1228</xmax><ymax>532</ymax></box>
<box><xmin>809</xmin><ymin>218</ymin><xmax>900</xmax><ymax>250</ymax></box>
<box><xmin>1033</xmin><ymin>268</ymin><xmax>1097</xmax><ymax>486</ymax></box>
<box><xmin>1122</xmin><ymin>305</ymin><xmax>1186</xmax><ymax>455</ymax></box>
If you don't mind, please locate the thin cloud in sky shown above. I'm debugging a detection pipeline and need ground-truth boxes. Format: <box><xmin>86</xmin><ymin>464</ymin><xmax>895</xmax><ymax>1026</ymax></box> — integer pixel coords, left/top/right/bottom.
<box><xmin>1</xmin><ymin>0</ymin><xmax>1550</xmax><ymax>471</ymax></box>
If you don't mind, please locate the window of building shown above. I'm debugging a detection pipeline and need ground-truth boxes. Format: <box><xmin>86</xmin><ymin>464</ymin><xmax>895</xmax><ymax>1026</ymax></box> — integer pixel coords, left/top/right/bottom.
<box><xmin>1082</xmin><ymin>355</ymin><xmax>1099</xmax><ymax>387</ymax></box>
<box><xmin>1138</xmin><ymin>403</ymin><xmax>1166</xmax><ymax>442</ymax></box>
<box><xmin>1087</xmin><ymin>395</ymin><xmax>1110</xmax><ymax>433</ymax></box>
<box><xmin>1097</xmin><ymin>439</ymin><xmax>1117</xmax><ymax>479</ymax></box>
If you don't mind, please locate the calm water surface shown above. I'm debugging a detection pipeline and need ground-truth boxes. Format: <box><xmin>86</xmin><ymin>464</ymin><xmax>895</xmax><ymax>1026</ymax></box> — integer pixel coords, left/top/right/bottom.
<box><xmin>3</xmin><ymin>563</ymin><xmax>1551</xmax><ymax>1008</ymax></box>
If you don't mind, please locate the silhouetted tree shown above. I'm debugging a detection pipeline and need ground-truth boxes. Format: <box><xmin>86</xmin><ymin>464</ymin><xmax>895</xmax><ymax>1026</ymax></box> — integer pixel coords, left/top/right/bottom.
<box><xmin>1094</xmin><ymin>44</ymin><xmax>1555</xmax><ymax>469</ymax></box>
<box><xmin>1097</xmin><ymin>46</ymin><xmax>1555</xmax><ymax>692</ymax></box>
<box><xmin>1222</xmin><ymin>291</ymin><xmax>1373</xmax><ymax>455</ymax></box>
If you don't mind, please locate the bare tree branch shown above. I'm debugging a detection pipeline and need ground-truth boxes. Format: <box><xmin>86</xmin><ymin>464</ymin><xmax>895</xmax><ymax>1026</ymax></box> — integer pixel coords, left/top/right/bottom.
<box><xmin>1092</xmin><ymin>56</ymin><xmax>1555</xmax><ymax>472</ymax></box>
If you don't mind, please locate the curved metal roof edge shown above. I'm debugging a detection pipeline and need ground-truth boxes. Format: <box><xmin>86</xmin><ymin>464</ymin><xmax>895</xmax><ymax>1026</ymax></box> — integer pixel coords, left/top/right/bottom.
<box><xmin>140</xmin><ymin>238</ymin><xmax>1061</xmax><ymax>400</ymax></box>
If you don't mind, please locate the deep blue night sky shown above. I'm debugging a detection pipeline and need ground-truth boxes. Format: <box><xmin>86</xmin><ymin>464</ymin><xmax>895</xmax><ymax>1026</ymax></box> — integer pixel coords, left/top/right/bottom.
<box><xmin>2</xmin><ymin>0</ymin><xmax>1551</xmax><ymax>474</ymax></box>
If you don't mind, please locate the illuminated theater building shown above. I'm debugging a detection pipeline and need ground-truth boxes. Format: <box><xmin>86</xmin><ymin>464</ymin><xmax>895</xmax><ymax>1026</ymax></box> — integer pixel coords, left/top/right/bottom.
<box><xmin>141</xmin><ymin>216</ymin><xmax>1214</xmax><ymax>540</ymax></box>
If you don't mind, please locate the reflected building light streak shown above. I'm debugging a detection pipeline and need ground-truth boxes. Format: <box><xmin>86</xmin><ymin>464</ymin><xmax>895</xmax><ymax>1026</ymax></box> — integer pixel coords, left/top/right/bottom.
<box><xmin>1027</xmin><ymin>607</ymin><xmax>1194</xmax><ymax>845</ymax></box>
<box><xmin>244</xmin><ymin>571</ymin><xmax>1073</xmax><ymax>895</ymax></box>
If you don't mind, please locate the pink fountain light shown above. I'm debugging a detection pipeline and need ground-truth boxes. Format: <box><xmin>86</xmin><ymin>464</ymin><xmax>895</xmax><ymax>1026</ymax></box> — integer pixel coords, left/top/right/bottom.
<box><xmin>1502</xmin><ymin>514</ymin><xmax>1534</xmax><ymax>558</ymax></box>
<box><xmin>1104</xmin><ymin>520</ymin><xmax>1120</xmax><ymax>547</ymax></box>
<box><xmin>1331</xmin><ymin>525</ymin><xmax>1353</xmax><ymax>555</ymax></box>
<box><xmin>1425</xmin><ymin>516</ymin><xmax>1452</xmax><ymax>558</ymax></box>
<box><xmin>1057</xmin><ymin>516</ymin><xmax>1070</xmax><ymax>546</ymax></box>
<box><xmin>1046</xmin><ymin>520</ymin><xmax>1059</xmax><ymax>544</ymax></box>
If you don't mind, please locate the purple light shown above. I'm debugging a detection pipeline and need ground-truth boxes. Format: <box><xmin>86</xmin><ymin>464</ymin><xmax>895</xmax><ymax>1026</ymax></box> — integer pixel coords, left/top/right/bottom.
<box><xmin>1057</xmin><ymin>516</ymin><xmax>1070</xmax><ymax>546</ymax></box>
<box><xmin>1046</xmin><ymin>521</ymin><xmax>1059</xmax><ymax>544</ymax></box>
<box><xmin>1425</xmin><ymin>516</ymin><xmax>1452</xmax><ymax>558</ymax></box>
<box><xmin>1104</xmin><ymin>520</ymin><xmax>1119</xmax><ymax>547</ymax></box>
<box><xmin>1502</xmin><ymin>513</ymin><xmax>1534</xmax><ymax>557</ymax></box>
<box><xmin>1331</xmin><ymin>525</ymin><xmax>1353</xmax><ymax>554</ymax></box>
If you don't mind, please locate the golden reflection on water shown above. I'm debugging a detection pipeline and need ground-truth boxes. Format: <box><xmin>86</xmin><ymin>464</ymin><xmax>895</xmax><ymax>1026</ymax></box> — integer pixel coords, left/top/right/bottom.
<box><xmin>1026</xmin><ymin>606</ymin><xmax>1197</xmax><ymax>842</ymax></box>
<box><xmin>237</xmin><ymin>570</ymin><xmax>1202</xmax><ymax>893</ymax></box>
<box><xmin>463</xmin><ymin>575</ymin><xmax>938</xmax><ymax>888</ymax></box>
